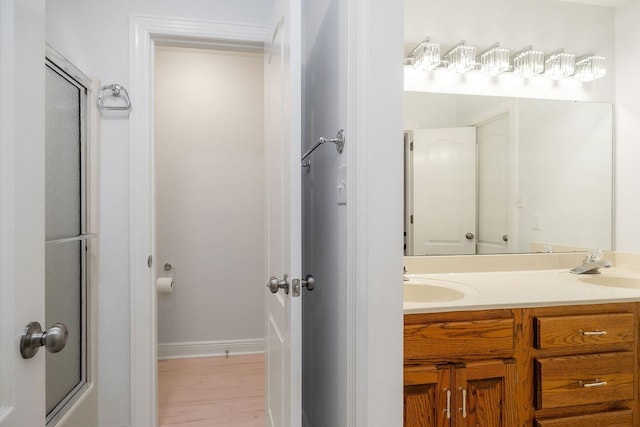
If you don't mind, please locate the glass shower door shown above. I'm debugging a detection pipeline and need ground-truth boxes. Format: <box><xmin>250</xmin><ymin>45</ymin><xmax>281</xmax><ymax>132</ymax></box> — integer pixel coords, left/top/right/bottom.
<box><xmin>44</xmin><ymin>56</ymin><xmax>91</xmax><ymax>425</ymax></box>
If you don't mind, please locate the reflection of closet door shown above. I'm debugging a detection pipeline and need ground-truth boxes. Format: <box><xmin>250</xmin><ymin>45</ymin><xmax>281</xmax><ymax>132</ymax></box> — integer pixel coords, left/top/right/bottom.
<box><xmin>477</xmin><ymin>115</ymin><xmax>512</xmax><ymax>254</ymax></box>
<box><xmin>411</xmin><ymin>128</ymin><xmax>476</xmax><ymax>255</ymax></box>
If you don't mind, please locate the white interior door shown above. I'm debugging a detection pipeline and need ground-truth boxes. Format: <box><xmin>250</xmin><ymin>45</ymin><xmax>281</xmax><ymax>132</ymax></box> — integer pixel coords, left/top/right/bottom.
<box><xmin>264</xmin><ymin>0</ymin><xmax>302</xmax><ymax>426</ymax></box>
<box><xmin>411</xmin><ymin>128</ymin><xmax>476</xmax><ymax>255</ymax></box>
<box><xmin>477</xmin><ymin>114</ymin><xmax>512</xmax><ymax>254</ymax></box>
<box><xmin>0</xmin><ymin>0</ymin><xmax>46</xmax><ymax>426</ymax></box>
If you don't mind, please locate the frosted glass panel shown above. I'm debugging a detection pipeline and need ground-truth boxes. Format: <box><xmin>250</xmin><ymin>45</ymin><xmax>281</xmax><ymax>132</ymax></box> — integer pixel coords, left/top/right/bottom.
<box><xmin>45</xmin><ymin>242</ymin><xmax>82</xmax><ymax>415</ymax></box>
<box><xmin>45</xmin><ymin>66</ymin><xmax>81</xmax><ymax>241</ymax></box>
<box><xmin>45</xmin><ymin>60</ymin><xmax>87</xmax><ymax>422</ymax></box>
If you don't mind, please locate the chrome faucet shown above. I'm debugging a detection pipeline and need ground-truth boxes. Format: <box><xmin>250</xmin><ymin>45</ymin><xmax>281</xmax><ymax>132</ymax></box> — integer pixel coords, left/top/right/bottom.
<box><xmin>570</xmin><ymin>250</ymin><xmax>612</xmax><ymax>274</ymax></box>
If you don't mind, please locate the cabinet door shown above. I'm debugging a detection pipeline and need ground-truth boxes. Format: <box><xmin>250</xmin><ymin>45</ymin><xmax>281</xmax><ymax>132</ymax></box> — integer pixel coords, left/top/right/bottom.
<box><xmin>453</xmin><ymin>360</ymin><xmax>517</xmax><ymax>427</ymax></box>
<box><xmin>404</xmin><ymin>365</ymin><xmax>452</xmax><ymax>427</ymax></box>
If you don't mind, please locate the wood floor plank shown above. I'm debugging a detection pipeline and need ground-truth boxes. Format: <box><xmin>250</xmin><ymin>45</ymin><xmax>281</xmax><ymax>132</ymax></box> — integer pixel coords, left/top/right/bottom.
<box><xmin>158</xmin><ymin>354</ymin><xmax>265</xmax><ymax>427</ymax></box>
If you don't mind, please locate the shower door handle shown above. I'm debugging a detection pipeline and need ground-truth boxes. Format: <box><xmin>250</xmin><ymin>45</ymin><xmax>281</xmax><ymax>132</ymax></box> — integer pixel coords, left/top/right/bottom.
<box><xmin>20</xmin><ymin>321</ymin><xmax>68</xmax><ymax>359</ymax></box>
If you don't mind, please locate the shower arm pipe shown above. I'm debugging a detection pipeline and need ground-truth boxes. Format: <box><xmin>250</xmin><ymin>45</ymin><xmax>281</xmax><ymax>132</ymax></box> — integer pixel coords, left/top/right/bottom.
<box><xmin>301</xmin><ymin>129</ymin><xmax>345</xmax><ymax>162</ymax></box>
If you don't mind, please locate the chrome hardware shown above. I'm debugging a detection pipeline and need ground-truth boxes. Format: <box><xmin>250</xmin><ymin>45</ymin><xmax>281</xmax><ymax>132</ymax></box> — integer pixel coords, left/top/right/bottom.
<box><xmin>570</xmin><ymin>249</ymin><xmax>612</xmax><ymax>274</ymax></box>
<box><xmin>163</xmin><ymin>263</ymin><xmax>174</xmax><ymax>272</ymax></box>
<box><xmin>301</xmin><ymin>129</ymin><xmax>345</xmax><ymax>162</ymax></box>
<box><xmin>302</xmin><ymin>275</ymin><xmax>315</xmax><ymax>291</ymax></box>
<box><xmin>292</xmin><ymin>275</ymin><xmax>316</xmax><ymax>297</ymax></box>
<box><xmin>465</xmin><ymin>232</ymin><xmax>475</xmax><ymax>240</ymax></box>
<box><xmin>444</xmin><ymin>388</ymin><xmax>451</xmax><ymax>419</ymax></box>
<box><xmin>579</xmin><ymin>379</ymin><xmax>607</xmax><ymax>388</ymax></box>
<box><xmin>459</xmin><ymin>388</ymin><xmax>467</xmax><ymax>418</ymax></box>
<box><xmin>580</xmin><ymin>330</ymin><xmax>608</xmax><ymax>336</ymax></box>
<box><xmin>20</xmin><ymin>321</ymin><xmax>68</xmax><ymax>359</ymax></box>
<box><xmin>45</xmin><ymin>233</ymin><xmax>97</xmax><ymax>246</ymax></box>
<box><xmin>502</xmin><ymin>234</ymin><xmax>509</xmax><ymax>242</ymax></box>
<box><xmin>267</xmin><ymin>274</ymin><xmax>290</xmax><ymax>295</ymax></box>
<box><xmin>302</xmin><ymin>159</ymin><xmax>311</xmax><ymax>172</ymax></box>
<box><xmin>97</xmin><ymin>83</ymin><xmax>131</xmax><ymax>112</ymax></box>
<box><xmin>147</xmin><ymin>255</ymin><xmax>153</xmax><ymax>268</ymax></box>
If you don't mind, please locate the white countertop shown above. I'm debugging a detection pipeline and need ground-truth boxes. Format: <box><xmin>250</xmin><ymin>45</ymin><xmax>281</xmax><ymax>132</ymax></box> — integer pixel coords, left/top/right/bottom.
<box><xmin>403</xmin><ymin>267</ymin><xmax>640</xmax><ymax>314</ymax></box>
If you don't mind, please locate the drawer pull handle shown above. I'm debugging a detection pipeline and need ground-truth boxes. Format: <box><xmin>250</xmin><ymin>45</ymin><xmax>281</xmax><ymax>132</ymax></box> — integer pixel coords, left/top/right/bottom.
<box><xmin>458</xmin><ymin>388</ymin><xmax>467</xmax><ymax>418</ymax></box>
<box><xmin>580</xmin><ymin>330</ymin><xmax>608</xmax><ymax>336</ymax></box>
<box><xmin>443</xmin><ymin>388</ymin><xmax>451</xmax><ymax>419</ymax></box>
<box><xmin>579</xmin><ymin>379</ymin><xmax>607</xmax><ymax>388</ymax></box>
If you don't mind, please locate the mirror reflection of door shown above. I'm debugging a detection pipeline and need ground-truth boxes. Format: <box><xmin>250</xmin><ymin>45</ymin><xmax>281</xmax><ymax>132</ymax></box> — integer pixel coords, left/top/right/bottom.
<box><xmin>408</xmin><ymin>127</ymin><xmax>476</xmax><ymax>255</ymax></box>
<box><xmin>476</xmin><ymin>114</ymin><xmax>512</xmax><ymax>255</ymax></box>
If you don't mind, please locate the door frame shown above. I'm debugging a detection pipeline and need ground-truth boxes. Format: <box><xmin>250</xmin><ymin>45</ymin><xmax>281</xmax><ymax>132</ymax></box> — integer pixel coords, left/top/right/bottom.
<box><xmin>129</xmin><ymin>16</ymin><xmax>271</xmax><ymax>427</ymax></box>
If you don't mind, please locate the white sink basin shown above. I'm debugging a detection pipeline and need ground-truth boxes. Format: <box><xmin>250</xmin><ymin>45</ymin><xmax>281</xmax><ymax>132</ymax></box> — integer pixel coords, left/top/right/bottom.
<box><xmin>404</xmin><ymin>284</ymin><xmax>465</xmax><ymax>302</ymax></box>
<box><xmin>561</xmin><ymin>269</ymin><xmax>640</xmax><ymax>289</ymax></box>
<box><xmin>403</xmin><ymin>278</ymin><xmax>477</xmax><ymax>303</ymax></box>
<box><xmin>576</xmin><ymin>274</ymin><xmax>640</xmax><ymax>289</ymax></box>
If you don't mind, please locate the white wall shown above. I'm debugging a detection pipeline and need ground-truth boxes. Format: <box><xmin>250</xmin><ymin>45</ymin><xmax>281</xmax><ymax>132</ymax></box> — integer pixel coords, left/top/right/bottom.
<box><xmin>614</xmin><ymin>1</ymin><xmax>640</xmax><ymax>253</ymax></box>
<box><xmin>154</xmin><ymin>47</ymin><xmax>265</xmax><ymax>351</ymax></box>
<box><xmin>45</xmin><ymin>2</ymin><xmax>270</xmax><ymax>426</ymax></box>
<box><xmin>404</xmin><ymin>0</ymin><xmax>615</xmax><ymax>102</ymax></box>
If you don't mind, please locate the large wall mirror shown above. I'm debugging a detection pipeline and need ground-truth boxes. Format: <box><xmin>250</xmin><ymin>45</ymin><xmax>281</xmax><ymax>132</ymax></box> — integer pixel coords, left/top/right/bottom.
<box><xmin>404</xmin><ymin>92</ymin><xmax>613</xmax><ymax>256</ymax></box>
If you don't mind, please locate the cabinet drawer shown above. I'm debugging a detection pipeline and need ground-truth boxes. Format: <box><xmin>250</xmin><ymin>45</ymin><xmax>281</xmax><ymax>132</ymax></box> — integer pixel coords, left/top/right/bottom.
<box><xmin>534</xmin><ymin>313</ymin><xmax>634</xmax><ymax>350</ymax></box>
<box><xmin>404</xmin><ymin>318</ymin><xmax>514</xmax><ymax>361</ymax></box>
<box><xmin>535</xmin><ymin>352</ymin><xmax>634</xmax><ymax>410</ymax></box>
<box><xmin>535</xmin><ymin>409</ymin><xmax>633</xmax><ymax>427</ymax></box>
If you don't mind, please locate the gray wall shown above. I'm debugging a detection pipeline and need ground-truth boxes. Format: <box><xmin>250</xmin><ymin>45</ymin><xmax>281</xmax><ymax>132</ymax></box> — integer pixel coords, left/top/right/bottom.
<box><xmin>154</xmin><ymin>46</ymin><xmax>265</xmax><ymax>352</ymax></box>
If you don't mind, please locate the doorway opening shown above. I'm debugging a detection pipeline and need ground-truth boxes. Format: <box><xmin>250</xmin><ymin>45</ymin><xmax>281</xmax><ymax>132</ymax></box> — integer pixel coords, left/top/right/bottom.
<box><xmin>153</xmin><ymin>44</ymin><xmax>266</xmax><ymax>425</ymax></box>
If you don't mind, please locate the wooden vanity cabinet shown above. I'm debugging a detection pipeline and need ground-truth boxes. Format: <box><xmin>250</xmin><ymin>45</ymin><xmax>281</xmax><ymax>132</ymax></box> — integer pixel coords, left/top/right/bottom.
<box><xmin>405</xmin><ymin>303</ymin><xmax>639</xmax><ymax>427</ymax></box>
<box><xmin>404</xmin><ymin>310</ymin><xmax>518</xmax><ymax>427</ymax></box>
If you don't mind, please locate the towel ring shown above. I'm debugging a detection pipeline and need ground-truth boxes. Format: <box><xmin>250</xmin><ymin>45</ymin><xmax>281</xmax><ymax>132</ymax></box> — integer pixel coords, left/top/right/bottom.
<box><xmin>97</xmin><ymin>84</ymin><xmax>131</xmax><ymax>111</ymax></box>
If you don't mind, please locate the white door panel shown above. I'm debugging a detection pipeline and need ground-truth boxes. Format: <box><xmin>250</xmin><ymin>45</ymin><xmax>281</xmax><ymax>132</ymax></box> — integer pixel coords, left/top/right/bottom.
<box><xmin>411</xmin><ymin>128</ymin><xmax>476</xmax><ymax>255</ymax></box>
<box><xmin>0</xmin><ymin>1</ymin><xmax>46</xmax><ymax>426</ymax></box>
<box><xmin>265</xmin><ymin>0</ymin><xmax>302</xmax><ymax>425</ymax></box>
<box><xmin>0</xmin><ymin>4</ymin><xmax>98</xmax><ymax>426</ymax></box>
<box><xmin>477</xmin><ymin>115</ymin><xmax>512</xmax><ymax>254</ymax></box>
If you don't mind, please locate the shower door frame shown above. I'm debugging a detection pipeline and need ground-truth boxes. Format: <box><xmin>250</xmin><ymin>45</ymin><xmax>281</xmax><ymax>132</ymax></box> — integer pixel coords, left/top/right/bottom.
<box><xmin>44</xmin><ymin>46</ymin><xmax>101</xmax><ymax>427</ymax></box>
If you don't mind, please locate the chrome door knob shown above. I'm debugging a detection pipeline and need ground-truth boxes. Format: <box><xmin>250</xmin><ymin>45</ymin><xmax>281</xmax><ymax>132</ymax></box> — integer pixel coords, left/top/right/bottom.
<box><xmin>20</xmin><ymin>321</ymin><xmax>68</xmax><ymax>359</ymax></box>
<box><xmin>302</xmin><ymin>275</ymin><xmax>315</xmax><ymax>291</ymax></box>
<box><xmin>267</xmin><ymin>274</ymin><xmax>290</xmax><ymax>295</ymax></box>
<box><xmin>465</xmin><ymin>233</ymin><xmax>475</xmax><ymax>240</ymax></box>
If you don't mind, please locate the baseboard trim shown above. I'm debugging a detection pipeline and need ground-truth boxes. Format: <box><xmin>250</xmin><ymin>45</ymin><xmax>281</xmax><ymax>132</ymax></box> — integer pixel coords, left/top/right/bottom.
<box><xmin>157</xmin><ymin>338</ymin><xmax>264</xmax><ymax>360</ymax></box>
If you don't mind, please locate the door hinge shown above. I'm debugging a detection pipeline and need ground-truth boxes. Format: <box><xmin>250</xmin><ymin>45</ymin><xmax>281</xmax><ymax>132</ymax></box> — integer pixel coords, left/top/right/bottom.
<box><xmin>410</xmin><ymin>141</ymin><xmax>414</xmax><ymax>151</ymax></box>
<box><xmin>410</xmin><ymin>214</ymin><xmax>414</xmax><ymax>224</ymax></box>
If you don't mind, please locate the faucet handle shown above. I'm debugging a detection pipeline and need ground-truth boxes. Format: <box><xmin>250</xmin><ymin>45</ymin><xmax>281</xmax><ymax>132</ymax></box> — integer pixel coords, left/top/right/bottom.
<box><xmin>585</xmin><ymin>248</ymin><xmax>603</xmax><ymax>263</ymax></box>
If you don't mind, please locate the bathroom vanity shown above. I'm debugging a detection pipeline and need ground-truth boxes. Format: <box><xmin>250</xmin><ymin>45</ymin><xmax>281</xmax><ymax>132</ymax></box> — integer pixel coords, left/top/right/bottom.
<box><xmin>403</xmin><ymin>254</ymin><xmax>640</xmax><ymax>427</ymax></box>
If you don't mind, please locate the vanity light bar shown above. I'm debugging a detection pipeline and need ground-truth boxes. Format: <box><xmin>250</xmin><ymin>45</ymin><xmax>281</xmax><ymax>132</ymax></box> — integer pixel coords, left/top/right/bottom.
<box><xmin>512</xmin><ymin>46</ymin><xmax>545</xmax><ymax>77</ymax></box>
<box><xmin>404</xmin><ymin>37</ymin><xmax>441</xmax><ymax>71</ymax></box>
<box><xmin>574</xmin><ymin>55</ymin><xmax>606</xmax><ymax>81</ymax></box>
<box><xmin>442</xmin><ymin>41</ymin><xmax>477</xmax><ymax>73</ymax></box>
<box><xmin>544</xmin><ymin>49</ymin><xmax>576</xmax><ymax>80</ymax></box>
<box><xmin>404</xmin><ymin>37</ymin><xmax>606</xmax><ymax>81</ymax></box>
<box><xmin>477</xmin><ymin>43</ymin><xmax>510</xmax><ymax>76</ymax></box>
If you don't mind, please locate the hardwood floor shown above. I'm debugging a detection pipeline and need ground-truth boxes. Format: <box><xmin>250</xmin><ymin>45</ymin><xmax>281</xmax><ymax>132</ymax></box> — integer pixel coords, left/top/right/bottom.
<box><xmin>158</xmin><ymin>354</ymin><xmax>265</xmax><ymax>427</ymax></box>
